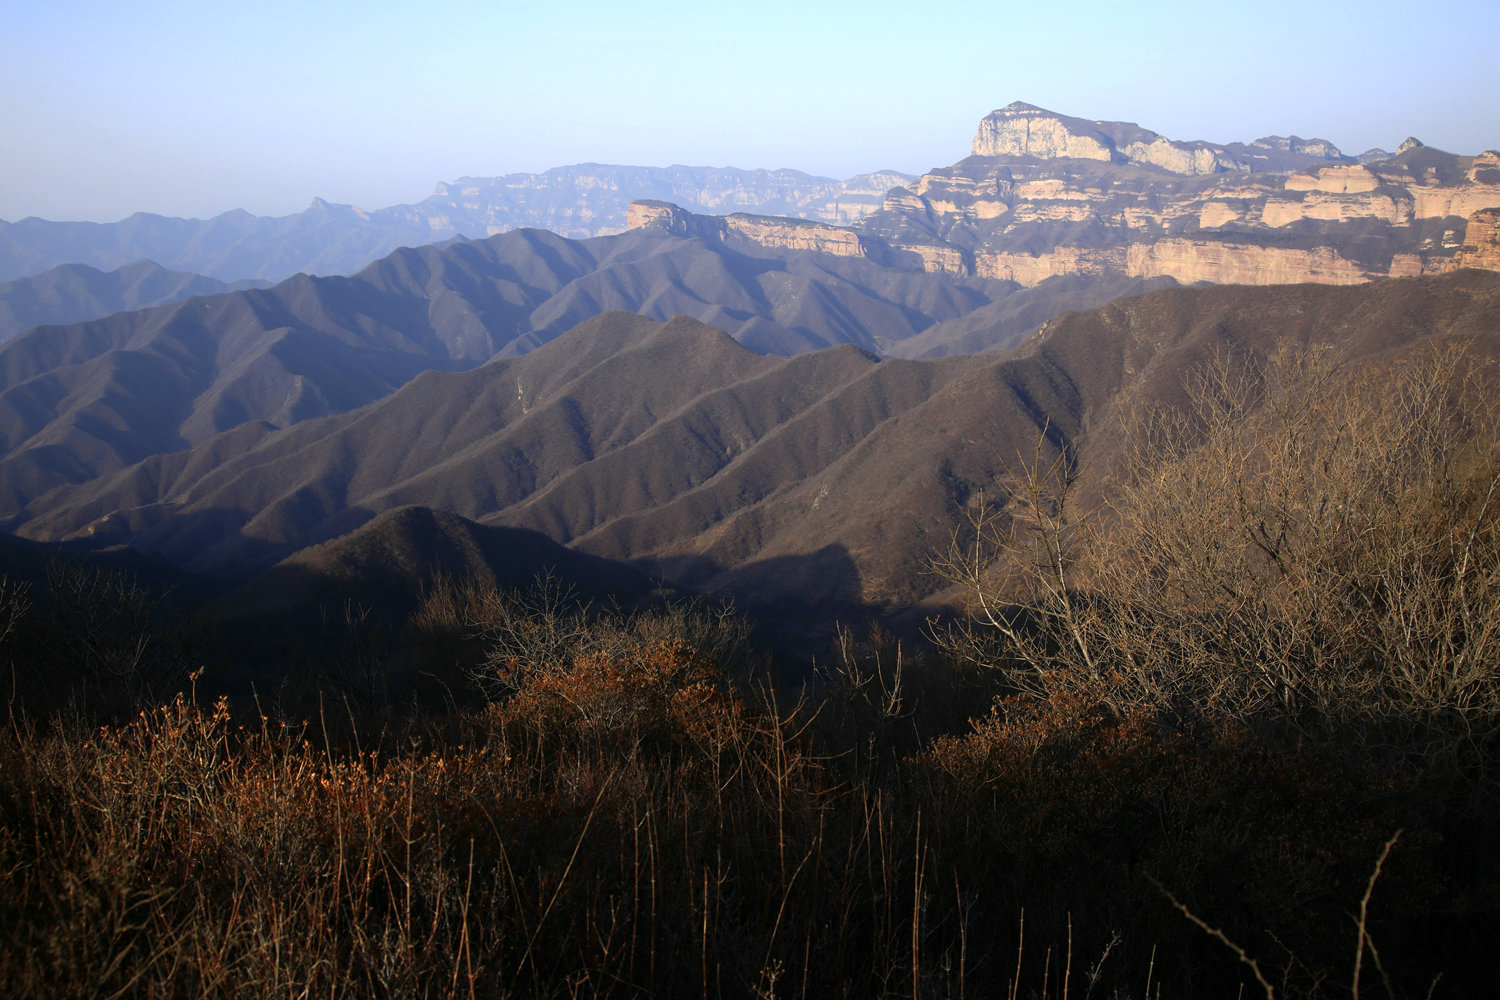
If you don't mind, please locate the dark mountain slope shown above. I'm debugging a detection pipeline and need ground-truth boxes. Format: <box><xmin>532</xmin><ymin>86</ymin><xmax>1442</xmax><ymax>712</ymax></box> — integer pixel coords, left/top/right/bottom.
<box><xmin>0</xmin><ymin>219</ymin><xmax>1114</xmax><ymax>518</ymax></box>
<box><xmin>224</xmin><ymin>505</ymin><xmax>652</xmax><ymax>620</ymax></box>
<box><xmin>17</xmin><ymin>272</ymin><xmax>1498</xmax><ymax>611</ymax></box>
<box><xmin>1017</xmin><ymin>266</ymin><xmax>1500</xmax><ymax>507</ymax></box>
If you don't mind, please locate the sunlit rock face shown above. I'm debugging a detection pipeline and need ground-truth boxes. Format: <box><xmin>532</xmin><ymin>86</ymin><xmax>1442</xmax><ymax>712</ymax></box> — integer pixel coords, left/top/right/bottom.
<box><xmin>850</xmin><ymin>103</ymin><xmax>1500</xmax><ymax>288</ymax></box>
<box><xmin>966</xmin><ymin>101</ymin><xmax>1352</xmax><ymax>176</ymax></box>
<box><xmin>1451</xmin><ymin>208</ymin><xmax>1500</xmax><ymax>271</ymax></box>
<box><xmin>633</xmin><ymin>106</ymin><xmax>1500</xmax><ymax>293</ymax></box>
<box><xmin>627</xmin><ymin>201</ymin><xmax>879</xmax><ymax>260</ymax></box>
<box><xmin>971</xmin><ymin>103</ymin><xmax>1117</xmax><ymax>163</ymax></box>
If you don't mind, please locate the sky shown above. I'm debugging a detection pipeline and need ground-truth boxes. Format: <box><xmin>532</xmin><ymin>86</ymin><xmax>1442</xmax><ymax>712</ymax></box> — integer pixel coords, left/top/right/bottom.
<box><xmin>3</xmin><ymin>0</ymin><xmax>1498</xmax><ymax>223</ymax></box>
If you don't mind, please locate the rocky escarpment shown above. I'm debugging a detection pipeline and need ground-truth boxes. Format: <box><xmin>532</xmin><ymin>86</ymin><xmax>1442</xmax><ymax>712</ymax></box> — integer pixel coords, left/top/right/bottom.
<box><xmin>631</xmin><ymin>105</ymin><xmax>1500</xmax><ymax>293</ymax></box>
<box><xmin>627</xmin><ymin>201</ymin><xmax>892</xmax><ymax>261</ymax></box>
<box><xmin>852</xmin><ymin>103</ymin><xmax>1500</xmax><ymax>288</ymax></box>
<box><xmin>628</xmin><ymin>201</ymin><xmax>1400</xmax><ymax>290</ymax></box>
<box><xmin>1451</xmin><ymin>208</ymin><xmax>1500</xmax><ymax>271</ymax></box>
<box><xmin>975</xmin><ymin>241</ymin><xmax>1372</xmax><ymax>286</ymax></box>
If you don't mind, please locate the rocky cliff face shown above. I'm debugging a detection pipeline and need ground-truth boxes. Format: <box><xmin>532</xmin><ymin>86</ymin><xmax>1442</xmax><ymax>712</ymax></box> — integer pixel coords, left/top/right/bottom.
<box><xmin>627</xmin><ymin>201</ymin><xmax>880</xmax><ymax>259</ymax></box>
<box><xmin>969</xmin><ymin>102</ymin><xmax>1354</xmax><ymax>176</ymax></box>
<box><xmin>632</xmin><ymin>105</ymin><xmax>1500</xmax><ymax>294</ymax></box>
<box><xmin>855</xmin><ymin>103</ymin><xmax>1500</xmax><ymax>288</ymax></box>
<box><xmin>1451</xmin><ymin>208</ymin><xmax>1500</xmax><ymax>271</ymax></box>
<box><xmin>627</xmin><ymin>196</ymin><xmax>1476</xmax><ymax>292</ymax></box>
<box><xmin>971</xmin><ymin>103</ymin><xmax>1117</xmax><ymax>163</ymax></box>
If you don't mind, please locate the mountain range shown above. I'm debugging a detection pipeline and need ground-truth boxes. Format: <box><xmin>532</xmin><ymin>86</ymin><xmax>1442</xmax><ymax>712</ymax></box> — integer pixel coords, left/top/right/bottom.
<box><xmin>4</xmin><ymin>102</ymin><xmax>1500</xmax><ymax>623</ymax></box>
<box><xmin>0</xmin><ymin>260</ymin><xmax>267</xmax><ymax>343</ymax></box>
<box><xmin>0</xmin><ymin>166</ymin><xmax>910</xmax><ymax>284</ymax></box>
<box><xmin>4</xmin><ymin>102</ymin><xmax>1498</xmax><ymax>344</ymax></box>
<box><xmin>9</xmin><ymin>270</ymin><xmax>1498</xmax><ymax>615</ymax></box>
<box><xmin>0</xmin><ymin>209</ymin><xmax>1181</xmax><ymax>521</ymax></box>
<box><xmin>829</xmin><ymin>103</ymin><xmax>1500</xmax><ymax>287</ymax></box>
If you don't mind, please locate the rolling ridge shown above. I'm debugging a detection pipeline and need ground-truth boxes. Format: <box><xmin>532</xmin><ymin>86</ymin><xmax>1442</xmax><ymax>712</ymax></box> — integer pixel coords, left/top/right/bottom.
<box><xmin>11</xmin><ymin>271</ymin><xmax>1497</xmax><ymax>613</ymax></box>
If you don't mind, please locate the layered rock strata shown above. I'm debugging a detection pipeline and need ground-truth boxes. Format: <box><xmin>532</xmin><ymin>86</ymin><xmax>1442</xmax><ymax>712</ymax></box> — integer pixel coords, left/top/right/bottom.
<box><xmin>849</xmin><ymin>104</ymin><xmax>1500</xmax><ymax>287</ymax></box>
<box><xmin>1451</xmin><ymin>208</ymin><xmax>1500</xmax><ymax>271</ymax></box>
<box><xmin>630</xmin><ymin>199</ymin><xmax>1493</xmax><ymax>290</ymax></box>
<box><xmin>628</xmin><ymin>201</ymin><xmax>884</xmax><ymax>260</ymax></box>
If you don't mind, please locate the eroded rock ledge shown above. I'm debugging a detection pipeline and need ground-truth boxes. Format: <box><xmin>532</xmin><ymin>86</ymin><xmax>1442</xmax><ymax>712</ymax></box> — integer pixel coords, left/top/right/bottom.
<box><xmin>627</xmin><ymin>201</ymin><xmax>879</xmax><ymax>257</ymax></box>
<box><xmin>628</xmin><ymin>200</ymin><xmax>1499</xmax><ymax>290</ymax></box>
<box><xmin>627</xmin><ymin>104</ymin><xmax>1500</xmax><ymax>291</ymax></box>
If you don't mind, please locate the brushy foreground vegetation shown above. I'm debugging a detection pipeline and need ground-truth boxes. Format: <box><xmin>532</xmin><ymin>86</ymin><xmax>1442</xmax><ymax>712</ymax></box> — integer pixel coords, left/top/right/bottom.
<box><xmin>1</xmin><ymin>344</ymin><xmax>1497</xmax><ymax>998</ymax></box>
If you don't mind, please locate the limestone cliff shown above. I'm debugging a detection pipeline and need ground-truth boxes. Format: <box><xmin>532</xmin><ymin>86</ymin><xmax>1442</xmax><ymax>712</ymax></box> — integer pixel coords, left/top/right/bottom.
<box><xmin>968</xmin><ymin>102</ymin><xmax>1352</xmax><ymax>176</ymax></box>
<box><xmin>627</xmin><ymin>105</ymin><xmax>1500</xmax><ymax>294</ymax></box>
<box><xmin>975</xmin><ymin>242</ymin><xmax>1372</xmax><ymax>287</ymax></box>
<box><xmin>971</xmin><ymin>103</ymin><xmax>1117</xmax><ymax>163</ymax></box>
<box><xmin>628</xmin><ymin>201</ymin><xmax>882</xmax><ymax>261</ymax></box>
<box><xmin>1451</xmin><ymin>208</ymin><xmax>1500</xmax><ymax>271</ymax></box>
<box><xmin>854</xmin><ymin>103</ymin><xmax>1500</xmax><ymax>289</ymax></box>
<box><xmin>628</xmin><ymin>202</ymin><xmax>1402</xmax><ymax>291</ymax></box>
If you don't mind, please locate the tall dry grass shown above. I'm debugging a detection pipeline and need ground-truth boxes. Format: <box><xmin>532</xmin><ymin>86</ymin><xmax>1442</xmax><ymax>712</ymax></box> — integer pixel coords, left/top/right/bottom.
<box><xmin>2</xmin><ymin>594</ymin><xmax>1491</xmax><ymax>997</ymax></box>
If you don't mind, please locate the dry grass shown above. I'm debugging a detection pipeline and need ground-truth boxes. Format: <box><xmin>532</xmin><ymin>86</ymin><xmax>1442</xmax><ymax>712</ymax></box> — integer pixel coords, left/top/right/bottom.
<box><xmin>1</xmin><ymin>605</ymin><xmax>1492</xmax><ymax>998</ymax></box>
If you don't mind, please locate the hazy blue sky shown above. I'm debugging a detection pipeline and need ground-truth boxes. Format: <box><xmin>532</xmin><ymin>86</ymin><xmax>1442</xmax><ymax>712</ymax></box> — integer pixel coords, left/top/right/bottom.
<box><xmin>4</xmin><ymin>0</ymin><xmax>1498</xmax><ymax>222</ymax></box>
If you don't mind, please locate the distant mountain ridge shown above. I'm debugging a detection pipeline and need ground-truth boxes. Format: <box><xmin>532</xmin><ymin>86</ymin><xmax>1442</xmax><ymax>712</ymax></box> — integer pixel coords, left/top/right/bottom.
<box><xmin>0</xmin><ymin>260</ymin><xmax>267</xmax><ymax>342</ymax></box>
<box><xmin>6</xmin><ymin>101</ymin><xmax>1495</xmax><ymax>297</ymax></box>
<box><xmin>0</xmin><ymin>165</ymin><xmax>912</xmax><ymax>284</ymax></box>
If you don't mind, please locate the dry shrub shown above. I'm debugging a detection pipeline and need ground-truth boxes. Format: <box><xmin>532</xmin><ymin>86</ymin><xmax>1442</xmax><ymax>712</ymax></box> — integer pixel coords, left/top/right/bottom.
<box><xmin>920</xmin><ymin>689</ymin><xmax>1454</xmax><ymax>998</ymax></box>
<box><xmin>2</xmin><ymin>639</ymin><xmax>1492</xmax><ymax>997</ymax></box>
<box><xmin>407</xmin><ymin>570</ymin><xmax>756</xmax><ymax>704</ymax></box>
<box><xmin>1</xmin><ymin>562</ymin><xmax>206</xmax><ymax>719</ymax></box>
<box><xmin>488</xmin><ymin>636</ymin><xmax>744</xmax><ymax>758</ymax></box>
<box><xmin>936</xmin><ymin>343</ymin><xmax>1500</xmax><ymax>758</ymax></box>
<box><xmin>923</xmin><ymin>341</ymin><xmax>1500</xmax><ymax>995</ymax></box>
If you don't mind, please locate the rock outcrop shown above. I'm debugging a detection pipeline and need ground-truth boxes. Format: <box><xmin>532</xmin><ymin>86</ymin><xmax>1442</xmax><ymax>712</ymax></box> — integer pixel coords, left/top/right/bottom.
<box><xmin>973</xmin><ymin>242</ymin><xmax>1374</xmax><ymax>287</ymax></box>
<box><xmin>971</xmin><ymin>103</ymin><xmax>1118</xmax><ymax>163</ymax></box>
<box><xmin>1451</xmin><ymin>208</ymin><xmax>1500</xmax><ymax>271</ymax></box>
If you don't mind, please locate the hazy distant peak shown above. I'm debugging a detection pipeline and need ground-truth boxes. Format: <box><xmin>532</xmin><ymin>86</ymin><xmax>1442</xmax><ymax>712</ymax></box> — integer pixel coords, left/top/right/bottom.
<box><xmin>1249</xmin><ymin>135</ymin><xmax>1343</xmax><ymax>158</ymax></box>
